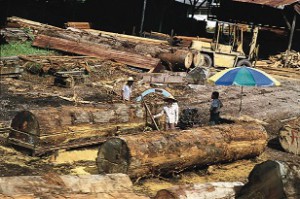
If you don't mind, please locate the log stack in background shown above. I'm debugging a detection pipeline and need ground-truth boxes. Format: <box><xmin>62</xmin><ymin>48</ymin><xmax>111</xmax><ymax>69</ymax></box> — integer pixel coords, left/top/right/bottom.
<box><xmin>96</xmin><ymin>122</ymin><xmax>268</xmax><ymax>179</ymax></box>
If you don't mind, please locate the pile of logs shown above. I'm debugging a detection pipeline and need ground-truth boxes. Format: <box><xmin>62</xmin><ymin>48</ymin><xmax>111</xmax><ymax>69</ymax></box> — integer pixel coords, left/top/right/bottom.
<box><xmin>5</xmin><ymin>17</ymin><xmax>202</xmax><ymax>72</ymax></box>
<box><xmin>268</xmin><ymin>51</ymin><xmax>300</xmax><ymax>68</ymax></box>
<box><xmin>96</xmin><ymin>122</ymin><xmax>268</xmax><ymax>179</ymax></box>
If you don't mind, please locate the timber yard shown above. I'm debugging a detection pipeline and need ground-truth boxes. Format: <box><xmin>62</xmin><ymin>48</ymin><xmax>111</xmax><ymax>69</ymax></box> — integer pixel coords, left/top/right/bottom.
<box><xmin>0</xmin><ymin>0</ymin><xmax>300</xmax><ymax>198</ymax></box>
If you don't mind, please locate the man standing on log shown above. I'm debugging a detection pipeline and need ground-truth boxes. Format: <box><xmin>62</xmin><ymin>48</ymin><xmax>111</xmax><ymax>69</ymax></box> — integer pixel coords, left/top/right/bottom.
<box><xmin>209</xmin><ymin>91</ymin><xmax>223</xmax><ymax>125</ymax></box>
<box><xmin>154</xmin><ymin>96</ymin><xmax>179</xmax><ymax>130</ymax></box>
<box><xmin>122</xmin><ymin>77</ymin><xmax>134</xmax><ymax>101</ymax></box>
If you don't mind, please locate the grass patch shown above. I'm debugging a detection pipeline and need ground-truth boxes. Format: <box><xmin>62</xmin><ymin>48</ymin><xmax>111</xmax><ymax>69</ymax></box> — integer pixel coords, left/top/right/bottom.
<box><xmin>0</xmin><ymin>41</ymin><xmax>58</xmax><ymax>57</ymax></box>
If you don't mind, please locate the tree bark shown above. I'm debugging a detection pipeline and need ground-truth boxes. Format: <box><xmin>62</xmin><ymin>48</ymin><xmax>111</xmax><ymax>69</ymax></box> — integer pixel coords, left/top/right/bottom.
<box><xmin>279</xmin><ymin>117</ymin><xmax>300</xmax><ymax>155</ymax></box>
<box><xmin>154</xmin><ymin>182</ymin><xmax>244</xmax><ymax>199</ymax></box>
<box><xmin>0</xmin><ymin>173</ymin><xmax>149</xmax><ymax>199</ymax></box>
<box><xmin>96</xmin><ymin>123</ymin><xmax>268</xmax><ymax>179</ymax></box>
<box><xmin>33</xmin><ymin>34</ymin><xmax>160</xmax><ymax>70</ymax></box>
<box><xmin>237</xmin><ymin>160</ymin><xmax>300</xmax><ymax>199</ymax></box>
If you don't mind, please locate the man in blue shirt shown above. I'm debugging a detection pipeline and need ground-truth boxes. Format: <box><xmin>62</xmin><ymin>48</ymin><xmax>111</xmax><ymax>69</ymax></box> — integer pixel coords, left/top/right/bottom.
<box><xmin>209</xmin><ymin>91</ymin><xmax>223</xmax><ymax>125</ymax></box>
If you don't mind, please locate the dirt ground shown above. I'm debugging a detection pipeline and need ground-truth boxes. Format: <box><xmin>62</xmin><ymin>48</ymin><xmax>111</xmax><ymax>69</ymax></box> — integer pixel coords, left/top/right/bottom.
<box><xmin>0</xmin><ymin>62</ymin><xmax>300</xmax><ymax>197</ymax></box>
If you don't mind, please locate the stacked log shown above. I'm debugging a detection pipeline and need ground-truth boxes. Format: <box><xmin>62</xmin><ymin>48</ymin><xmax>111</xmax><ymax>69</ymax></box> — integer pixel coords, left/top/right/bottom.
<box><xmin>154</xmin><ymin>182</ymin><xmax>244</xmax><ymax>199</ymax></box>
<box><xmin>32</xmin><ymin>34</ymin><xmax>161</xmax><ymax>70</ymax></box>
<box><xmin>158</xmin><ymin>50</ymin><xmax>193</xmax><ymax>69</ymax></box>
<box><xmin>237</xmin><ymin>160</ymin><xmax>300</xmax><ymax>199</ymax></box>
<box><xmin>0</xmin><ymin>173</ymin><xmax>149</xmax><ymax>199</ymax></box>
<box><xmin>279</xmin><ymin>117</ymin><xmax>300</xmax><ymax>155</ymax></box>
<box><xmin>9</xmin><ymin>104</ymin><xmax>144</xmax><ymax>155</ymax></box>
<box><xmin>96</xmin><ymin>122</ymin><xmax>268</xmax><ymax>179</ymax></box>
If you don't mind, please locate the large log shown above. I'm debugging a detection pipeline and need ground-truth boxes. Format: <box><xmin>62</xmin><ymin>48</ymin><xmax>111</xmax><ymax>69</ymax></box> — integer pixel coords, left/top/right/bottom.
<box><xmin>96</xmin><ymin>123</ymin><xmax>268</xmax><ymax>179</ymax></box>
<box><xmin>9</xmin><ymin>104</ymin><xmax>144</xmax><ymax>155</ymax></box>
<box><xmin>158</xmin><ymin>50</ymin><xmax>193</xmax><ymax>69</ymax></box>
<box><xmin>32</xmin><ymin>34</ymin><xmax>161</xmax><ymax>70</ymax></box>
<box><xmin>154</xmin><ymin>182</ymin><xmax>244</xmax><ymax>199</ymax></box>
<box><xmin>237</xmin><ymin>160</ymin><xmax>300</xmax><ymax>199</ymax></box>
<box><xmin>0</xmin><ymin>173</ymin><xmax>149</xmax><ymax>199</ymax></box>
<box><xmin>86</xmin><ymin>28</ymin><xmax>169</xmax><ymax>46</ymax></box>
<box><xmin>6</xmin><ymin>16</ymin><xmax>61</xmax><ymax>32</ymax></box>
<box><xmin>279</xmin><ymin>117</ymin><xmax>300</xmax><ymax>155</ymax></box>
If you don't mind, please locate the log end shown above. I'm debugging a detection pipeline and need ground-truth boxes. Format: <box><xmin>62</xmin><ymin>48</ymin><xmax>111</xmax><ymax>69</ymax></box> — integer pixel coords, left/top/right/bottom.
<box><xmin>11</xmin><ymin>111</ymin><xmax>40</xmax><ymax>135</ymax></box>
<box><xmin>154</xmin><ymin>189</ymin><xmax>176</xmax><ymax>199</ymax></box>
<box><xmin>184</xmin><ymin>51</ymin><xmax>193</xmax><ymax>69</ymax></box>
<box><xmin>192</xmin><ymin>51</ymin><xmax>202</xmax><ymax>67</ymax></box>
<box><xmin>96</xmin><ymin>138</ymin><xmax>130</xmax><ymax>174</ymax></box>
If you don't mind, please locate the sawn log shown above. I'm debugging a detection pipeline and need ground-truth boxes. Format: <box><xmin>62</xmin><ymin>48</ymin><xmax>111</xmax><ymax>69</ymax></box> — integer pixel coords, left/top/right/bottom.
<box><xmin>0</xmin><ymin>173</ymin><xmax>149</xmax><ymax>199</ymax></box>
<box><xmin>32</xmin><ymin>34</ymin><xmax>161</xmax><ymax>70</ymax></box>
<box><xmin>279</xmin><ymin>117</ymin><xmax>300</xmax><ymax>155</ymax></box>
<box><xmin>237</xmin><ymin>160</ymin><xmax>300</xmax><ymax>199</ymax></box>
<box><xmin>96</xmin><ymin>122</ymin><xmax>268</xmax><ymax>179</ymax></box>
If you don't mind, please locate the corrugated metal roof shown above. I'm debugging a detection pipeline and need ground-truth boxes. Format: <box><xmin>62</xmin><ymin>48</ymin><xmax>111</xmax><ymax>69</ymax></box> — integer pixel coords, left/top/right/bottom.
<box><xmin>232</xmin><ymin>0</ymin><xmax>299</xmax><ymax>8</ymax></box>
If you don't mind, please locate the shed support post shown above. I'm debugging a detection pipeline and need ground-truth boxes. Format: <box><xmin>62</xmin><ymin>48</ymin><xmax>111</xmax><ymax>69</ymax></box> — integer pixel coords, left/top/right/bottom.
<box><xmin>285</xmin><ymin>13</ymin><xmax>297</xmax><ymax>67</ymax></box>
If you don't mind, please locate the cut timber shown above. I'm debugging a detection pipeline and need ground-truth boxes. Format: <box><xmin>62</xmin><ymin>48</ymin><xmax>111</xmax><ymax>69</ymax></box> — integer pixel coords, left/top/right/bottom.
<box><xmin>9</xmin><ymin>104</ymin><xmax>144</xmax><ymax>155</ymax></box>
<box><xmin>154</xmin><ymin>182</ymin><xmax>244</xmax><ymax>199</ymax></box>
<box><xmin>96</xmin><ymin>123</ymin><xmax>268</xmax><ymax>179</ymax></box>
<box><xmin>279</xmin><ymin>117</ymin><xmax>300</xmax><ymax>155</ymax></box>
<box><xmin>237</xmin><ymin>160</ymin><xmax>300</xmax><ymax>199</ymax></box>
<box><xmin>158</xmin><ymin>50</ymin><xmax>193</xmax><ymax>69</ymax></box>
<box><xmin>0</xmin><ymin>173</ymin><xmax>149</xmax><ymax>199</ymax></box>
<box><xmin>33</xmin><ymin>34</ymin><xmax>160</xmax><ymax>70</ymax></box>
<box><xmin>65</xmin><ymin>22</ymin><xmax>91</xmax><ymax>29</ymax></box>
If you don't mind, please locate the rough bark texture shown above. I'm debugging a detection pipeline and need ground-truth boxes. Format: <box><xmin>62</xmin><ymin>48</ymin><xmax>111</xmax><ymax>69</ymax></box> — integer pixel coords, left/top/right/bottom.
<box><xmin>279</xmin><ymin>117</ymin><xmax>300</xmax><ymax>155</ymax></box>
<box><xmin>96</xmin><ymin>122</ymin><xmax>268</xmax><ymax>179</ymax></box>
<box><xmin>33</xmin><ymin>34</ymin><xmax>161</xmax><ymax>70</ymax></box>
<box><xmin>9</xmin><ymin>104</ymin><xmax>144</xmax><ymax>155</ymax></box>
<box><xmin>237</xmin><ymin>160</ymin><xmax>300</xmax><ymax>199</ymax></box>
<box><xmin>154</xmin><ymin>182</ymin><xmax>244</xmax><ymax>199</ymax></box>
<box><xmin>0</xmin><ymin>173</ymin><xmax>149</xmax><ymax>199</ymax></box>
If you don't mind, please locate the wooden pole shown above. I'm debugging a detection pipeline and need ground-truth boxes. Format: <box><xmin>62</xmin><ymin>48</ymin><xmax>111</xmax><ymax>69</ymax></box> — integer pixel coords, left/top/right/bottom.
<box><xmin>142</xmin><ymin>99</ymin><xmax>160</xmax><ymax>131</ymax></box>
<box><xmin>140</xmin><ymin>0</ymin><xmax>148</xmax><ymax>35</ymax></box>
<box><xmin>285</xmin><ymin>13</ymin><xmax>297</xmax><ymax>67</ymax></box>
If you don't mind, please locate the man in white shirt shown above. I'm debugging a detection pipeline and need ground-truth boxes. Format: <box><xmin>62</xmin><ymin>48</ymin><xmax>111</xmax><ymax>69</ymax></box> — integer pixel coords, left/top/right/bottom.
<box><xmin>154</xmin><ymin>96</ymin><xmax>179</xmax><ymax>130</ymax></box>
<box><xmin>122</xmin><ymin>77</ymin><xmax>134</xmax><ymax>101</ymax></box>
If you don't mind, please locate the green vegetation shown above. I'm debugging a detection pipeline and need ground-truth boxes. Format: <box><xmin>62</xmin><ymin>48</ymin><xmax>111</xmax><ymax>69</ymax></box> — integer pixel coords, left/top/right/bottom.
<box><xmin>0</xmin><ymin>41</ymin><xmax>57</xmax><ymax>57</ymax></box>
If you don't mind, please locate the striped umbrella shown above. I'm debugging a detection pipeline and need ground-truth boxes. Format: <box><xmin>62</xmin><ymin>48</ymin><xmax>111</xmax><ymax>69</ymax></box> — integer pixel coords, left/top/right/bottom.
<box><xmin>208</xmin><ymin>66</ymin><xmax>281</xmax><ymax>112</ymax></box>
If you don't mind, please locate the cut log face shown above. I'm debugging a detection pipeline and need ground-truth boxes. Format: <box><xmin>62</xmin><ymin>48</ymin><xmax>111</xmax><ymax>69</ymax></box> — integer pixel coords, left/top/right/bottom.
<box><xmin>237</xmin><ymin>160</ymin><xmax>300</xmax><ymax>199</ymax></box>
<box><xmin>279</xmin><ymin>117</ymin><xmax>300</xmax><ymax>155</ymax></box>
<box><xmin>11</xmin><ymin>111</ymin><xmax>40</xmax><ymax>135</ymax></box>
<box><xmin>154</xmin><ymin>182</ymin><xmax>244</xmax><ymax>199</ymax></box>
<box><xmin>96</xmin><ymin>123</ymin><xmax>268</xmax><ymax>179</ymax></box>
<box><xmin>158</xmin><ymin>50</ymin><xmax>193</xmax><ymax>69</ymax></box>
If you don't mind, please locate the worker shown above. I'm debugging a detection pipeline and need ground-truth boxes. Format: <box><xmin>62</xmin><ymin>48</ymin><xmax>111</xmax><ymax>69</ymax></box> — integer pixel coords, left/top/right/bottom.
<box><xmin>154</xmin><ymin>96</ymin><xmax>179</xmax><ymax>130</ymax></box>
<box><xmin>209</xmin><ymin>91</ymin><xmax>223</xmax><ymax>125</ymax></box>
<box><xmin>122</xmin><ymin>77</ymin><xmax>134</xmax><ymax>101</ymax></box>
